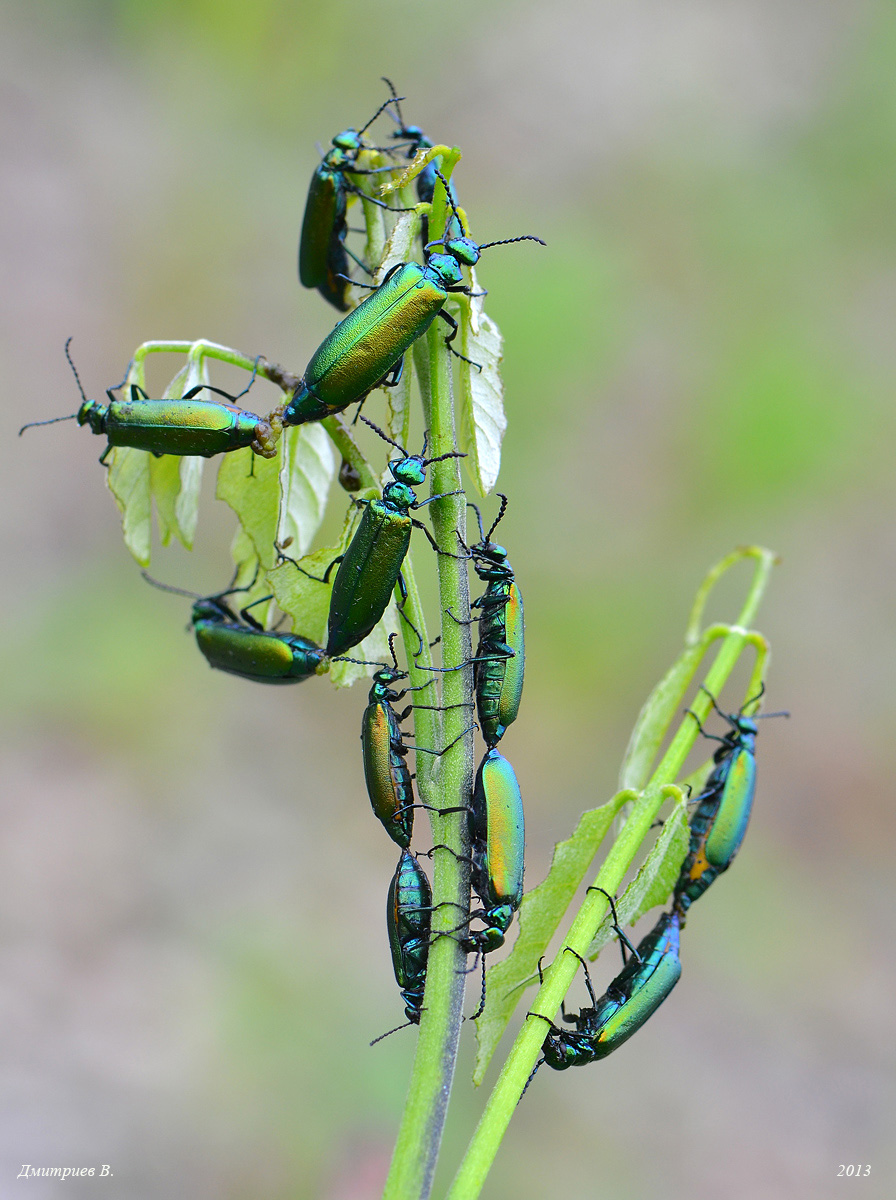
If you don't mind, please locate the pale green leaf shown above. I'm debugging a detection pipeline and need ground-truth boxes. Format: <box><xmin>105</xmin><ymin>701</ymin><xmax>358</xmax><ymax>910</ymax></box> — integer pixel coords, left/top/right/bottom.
<box><xmin>375</xmin><ymin>210</ymin><xmax>421</xmax><ymax>284</ymax></box>
<box><xmin>166</xmin><ymin>357</ymin><xmax>209</xmax><ymax>549</ymax></box>
<box><xmin>216</xmin><ymin>440</ymin><xmax>284</xmax><ymax>571</ymax></box>
<box><xmin>277</xmin><ymin>424</ymin><xmax>337</xmax><ymax>557</ymax></box>
<box><xmin>107</xmin><ymin>446</ymin><xmax>152</xmax><ymax>566</ymax></box>
<box><xmin>458</xmin><ymin>274</ymin><xmax>506</xmax><ymax>497</ymax></box>
<box><xmin>586</xmin><ymin>795</ymin><xmax>690</xmax><ymax>957</ymax></box>
<box><xmin>106</xmin><ymin>358</ymin><xmax>152</xmax><ymax>566</ymax></box>
<box><xmin>472</xmin><ymin>790</ymin><xmax>633</xmax><ymax>1083</ymax></box>
<box><xmin>266</xmin><ymin>500</ymin><xmax>363</xmax><ymax>645</ymax></box>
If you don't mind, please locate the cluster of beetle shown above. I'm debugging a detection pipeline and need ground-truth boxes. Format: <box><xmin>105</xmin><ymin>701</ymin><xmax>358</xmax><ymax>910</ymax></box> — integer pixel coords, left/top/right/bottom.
<box><xmin>22</xmin><ymin>84</ymin><xmax>783</xmax><ymax>1085</ymax></box>
<box><xmin>525</xmin><ymin>692</ymin><xmax>786</xmax><ymax>1089</ymax></box>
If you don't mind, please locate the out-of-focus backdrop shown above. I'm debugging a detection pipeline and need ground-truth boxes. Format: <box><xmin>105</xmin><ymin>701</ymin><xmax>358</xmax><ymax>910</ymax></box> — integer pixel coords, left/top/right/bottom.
<box><xmin>2</xmin><ymin>2</ymin><xmax>894</xmax><ymax>1197</ymax></box>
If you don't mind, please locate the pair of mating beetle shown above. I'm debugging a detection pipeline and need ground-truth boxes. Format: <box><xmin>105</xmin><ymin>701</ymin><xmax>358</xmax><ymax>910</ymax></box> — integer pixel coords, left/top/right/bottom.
<box><xmin>522</xmin><ymin>691</ymin><xmax>783</xmax><ymax>1088</ymax></box>
<box><xmin>23</xmin><ymin>89</ymin><xmax>543</xmax><ymax>462</ymax></box>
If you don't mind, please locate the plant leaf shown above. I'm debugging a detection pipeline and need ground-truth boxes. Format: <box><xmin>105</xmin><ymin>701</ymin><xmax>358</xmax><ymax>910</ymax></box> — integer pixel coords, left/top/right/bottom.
<box><xmin>277</xmin><ymin>423</ymin><xmax>336</xmax><ymax>557</ymax></box>
<box><xmin>216</xmin><ymin>440</ymin><xmax>284</xmax><ymax>571</ymax></box>
<box><xmin>148</xmin><ymin>361</ymin><xmax>206</xmax><ymax>551</ymax></box>
<box><xmin>375</xmin><ymin>210</ymin><xmax>420</xmax><ymax>284</ymax></box>
<box><xmin>472</xmin><ymin>790</ymin><xmax>633</xmax><ymax>1083</ymax></box>
<box><xmin>458</xmin><ymin>274</ymin><xmax>505</xmax><ymax>497</ymax></box>
<box><xmin>106</xmin><ymin>358</ymin><xmax>152</xmax><ymax>566</ymax></box>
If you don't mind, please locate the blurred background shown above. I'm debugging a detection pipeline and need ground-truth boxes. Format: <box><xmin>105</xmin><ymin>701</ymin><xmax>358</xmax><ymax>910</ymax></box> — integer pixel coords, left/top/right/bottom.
<box><xmin>1</xmin><ymin>1</ymin><xmax>894</xmax><ymax>1197</ymax></box>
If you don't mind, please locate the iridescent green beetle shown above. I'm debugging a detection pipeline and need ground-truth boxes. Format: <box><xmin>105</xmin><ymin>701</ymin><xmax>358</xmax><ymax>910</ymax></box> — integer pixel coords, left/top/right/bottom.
<box><xmin>144</xmin><ymin>574</ymin><xmax>327</xmax><ymax>685</ymax></box>
<box><xmin>284</xmin><ymin>172</ymin><xmax>544</xmax><ymax>426</ymax></box>
<box><xmin>467</xmin><ymin>494</ymin><xmax>525</xmax><ymax>748</ymax></box>
<box><xmin>538</xmin><ymin>909</ymin><xmax>682</xmax><ymax>1071</ymax></box>
<box><xmin>377</xmin><ymin>848</ymin><xmax>432</xmax><ymax>1038</ymax></box>
<box><xmin>673</xmin><ymin>688</ymin><xmax>787</xmax><ymax>922</ymax></box>
<box><xmin>464</xmin><ymin>748</ymin><xmax>525</xmax><ymax>955</ymax></box>
<box><xmin>324</xmin><ymin>419</ymin><xmax>464</xmax><ymax>659</ymax></box>
<box><xmin>299</xmin><ymin>94</ymin><xmax>410</xmax><ymax>312</ymax></box>
<box><xmin>20</xmin><ymin>340</ymin><xmax>276</xmax><ymax>461</ymax></box>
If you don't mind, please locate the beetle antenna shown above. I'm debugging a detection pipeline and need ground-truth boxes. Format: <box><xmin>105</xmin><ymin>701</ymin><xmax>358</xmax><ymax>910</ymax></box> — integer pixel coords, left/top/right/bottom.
<box><xmin>467</xmin><ymin>501</ymin><xmax>486</xmax><ymax>543</ymax></box>
<box><xmin>231</xmin><ymin>355</ymin><xmax>262</xmax><ymax>401</ymax></box>
<box><xmin>330</xmin><ymin>655</ymin><xmax>387</xmax><ymax>668</ymax></box>
<box><xmin>357</xmin><ymin>94</ymin><xmax>405</xmax><ymax>139</ymax></box>
<box><xmin>477</xmin><ymin>234</ymin><xmax>547</xmax><ymax>251</ymax></box>
<box><xmin>388</xmin><ymin>632</ymin><xmax>401</xmax><ymax>671</ymax></box>
<box><xmin>485</xmin><ymin>493</ymin><xmax>509</xmax><ymax>542</ymax></box>
<box><xmin>432</xmin><ymin>166</ymin><xmax>466</xmax><ymax>236</ymax></box>
<box><xmin>381</xmin><ymin>77</ymin><xmax>406</xmax><ymax>129</ymax></box>
<box><xmin>359</xmin><ymin>413</ymin><xmax>407</xmax><ymax>456</ymax></box>
<box><xmin>422</xmin><ymin>450</ymin><xmax>466</xmax><ymax>467</ymax></box>
<box><xmin>18</xmin><ymin>412</ymin><xmax>78</xmax><ymax>435</ymax></box>
<box><xmin>370</xmin><ymin>1019</ymin><xmax>414</xmax><ymax>1046</ymax></box>
<box><xmin>64</xmin><ymin>337</ymin><xmax>89</xmax><ymax>405</ymax></box>
<box><xmin>141</xmin><ymin>570</ymin><xmax>201</xmax><ymax>601</ymax></box>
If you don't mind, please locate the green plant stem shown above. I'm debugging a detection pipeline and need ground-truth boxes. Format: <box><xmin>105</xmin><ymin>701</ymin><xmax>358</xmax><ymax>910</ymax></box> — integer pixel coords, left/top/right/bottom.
<box><xmin>445</xmin><ymin>547</ymin><xmax>778</xmax><ymax>1200</ymax></box>
<box><xmin>383</xmin><ymin>153</ymin><xmax>475</xmax><ymax>1200</ymax></box>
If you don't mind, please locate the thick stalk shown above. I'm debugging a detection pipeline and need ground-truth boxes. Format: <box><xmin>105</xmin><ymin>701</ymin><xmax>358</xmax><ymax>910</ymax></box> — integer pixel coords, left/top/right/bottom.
<box><xmin>383</xmin><ymin>266</ymin><xmax>475</xmax><ymax>1200</ymax></box>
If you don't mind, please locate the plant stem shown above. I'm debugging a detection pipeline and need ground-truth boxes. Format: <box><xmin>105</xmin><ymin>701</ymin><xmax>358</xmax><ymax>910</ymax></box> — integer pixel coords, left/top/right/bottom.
<box><xmin>383</xmin><ymin>155</ymin><xmax>475</xmax><ymax>1200</ymax></box>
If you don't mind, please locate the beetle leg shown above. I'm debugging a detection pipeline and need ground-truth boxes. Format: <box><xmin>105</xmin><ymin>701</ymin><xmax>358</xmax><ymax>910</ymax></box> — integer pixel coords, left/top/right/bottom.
<box><xmin>435</xmin><ymin>310</ymin><xmax>483</xmax><ymax>370</ymax></box>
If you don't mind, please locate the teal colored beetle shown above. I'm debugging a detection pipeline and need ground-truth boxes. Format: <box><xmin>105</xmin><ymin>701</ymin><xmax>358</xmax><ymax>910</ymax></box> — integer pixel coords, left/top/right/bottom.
<box><xmin>673</xmin><ymin>688</ymin><xmax>788</xmax><ymax>922</ymax></box>
<box><xmin>299</xmin><ymin>95</ymin><xmax>410</xmax><ymax>312</ymax></box>
<box><xmin>464</xmin><ymin>748</ymin><xmax>525</xmax><ymax>957</ymax></box>
<box><xmin>361</xmin><ymin>659</ymin><xmax>418</xmax><ymax>847</ymax></box>
<box><xmin>374</xmin><ymin>848</ymin><xmax>433</xmax><ymax>1041</ymax></box>
<box><xmin>467</xmin><ymin>494</ymin><xmax>525</xmax><ymax>748</ymax></box>
<box><xmin>353</xmin><ymin>635</ymin><xmax>476</xmax><ymax>847</ymax></box>
<box><xmin>20</xmin><ymin>340</ymin><xmax>276</xmax><ymax>461</ymax></box>
<box><xmin>143</xmin><ymin>573</ymin><xmax>327</xmax><ymax>684</ymax></box>
<box><xmin>284</xmin><ymin>173</ymin><xmax>545</xmax><ymax>427</ymax></box>
<box><xmin>536</xmin><ymin>909</ymin><xmax>682</xmax><ymax>1072</ymax></box>
<box><xmin>321</xmin><ymin>418</ymin><xmax>465</xmax><ymax>658</ymax></box>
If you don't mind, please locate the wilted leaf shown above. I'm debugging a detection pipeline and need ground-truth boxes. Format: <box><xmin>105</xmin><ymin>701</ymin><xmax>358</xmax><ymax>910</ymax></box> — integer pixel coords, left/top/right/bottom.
<box><xmin>106</xmin><ymin>358</ymin><xmax>151</xmax><ymax>565</ymax></box>
<box><xmin>216</xmin><ymin>440</ymin><xmax>284</xmax><ymax>571</ymax></box>
<box><xmin>148</xmin><ymin>360</ymin><xmax>206</xmax><ymax>551</ymax></box>
<box><xmin>278</xmin><ymin>423</ymin><xmax>337</xmax><ymax>556</ymax></box>
<box><xmin>458</xmin><ymin>277</ymin><xmax>505</xmax><ymax>497</ymax></box>
<box><xmin>375</xmin><ymin>210</ymin><xmax>421</xmax><ymax>283</ymax></box>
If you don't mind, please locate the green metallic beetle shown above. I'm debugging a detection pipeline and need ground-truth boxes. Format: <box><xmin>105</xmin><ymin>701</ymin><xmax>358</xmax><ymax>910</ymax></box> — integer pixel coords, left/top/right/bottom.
<box><xmin>191</xmin><ymin>594</ymin><xmax>327</xmax><ymax>683</ymax></box>
<box><xmin>143</xmin><ymin>573</ymin><xmax>327</xmax><ymax>684</ymax></box>
<box><xmin>361</xmin><ymin>659</ymin><xmax>419</xmax><ymax>848</ymax></box>
<box><xmin>379</xmin><ymin>848</ymin><xmax>432</xmax><ymax>1035</ymax></box>
<box><xmin>466</xmin><ymin>494</ymin><xmax>525</xmax><ymax>748</ymax></box>
<box><xmin>284</xmin><ymin>172</ymin><xmax>545</xmax><ymax>426</ymax></box>
<box><xmin>319</xmin><ymin>419</ymin><xmax>464</xmax><ymax>659</ymax></box>
<box><xmin>19</xmin><ymin>340</ymin><xmax>276</xmax><ymax>461</ymax></box>
<box><xmin>673</xmin><ymin>688</ymin><xmax>787</xmax><ymax>923</ymax></box>
<box><xmin>537</xmin><ymin>909</ymin><xmax>682</xmax><ymax>1071</ymax></box>
<box><xmin>299</xmin><ymin>95</ymin><xmax>410</xmax><ymax>312</ymax></box>
<box><xmin>464</xmin><ymin>748</ymin><xmax>525</xmax><ymax>956</ymax></box>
